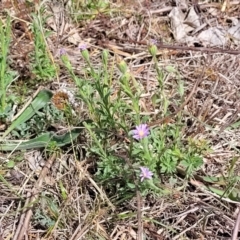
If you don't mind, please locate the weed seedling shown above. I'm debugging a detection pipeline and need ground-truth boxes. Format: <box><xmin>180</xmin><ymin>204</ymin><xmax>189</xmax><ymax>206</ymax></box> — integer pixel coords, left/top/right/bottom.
<box><xmin>31</xmin><ymin>10</ymin><xmax>56</xmax><ymax>81</ymax></box>
<box><xmin>60</xmin><ymin>43</ymin><xmax>208</xmax><ymax>199</ymax></box>
<box><xmin>0</xmin><ymin>16</ymin><xmax>18</xmax><ymax>122</ymax></box>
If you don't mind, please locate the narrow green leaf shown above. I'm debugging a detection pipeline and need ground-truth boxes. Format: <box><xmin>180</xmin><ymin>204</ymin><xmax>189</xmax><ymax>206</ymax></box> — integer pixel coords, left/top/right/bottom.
<box><xmin>127</xmin><ymin>183</ymin><xmax>135</xmax><ymax>189</ymax></box>
<box><xmin>0</xmin><ymin>174</ymin><xmax>23</xmax><ymax>199</ymax></box>
<box><xmin>0</xmin><ymin>128</ymin><xmax>82</xmax><ymax>151</ymax></box>
<box><xmin>2</xmin><ymin>89</ymin><xmax>53</xmax><ymax>138</ymax></box>
<box><xmin>203</xmin><ymin>176</ymin><xmax>240</xmax><ymax>185</ymax></box>
<box><xmin>208</xmin><ymin>186</ymin><xmax>240</xmax><ymax>202</ymax></box>
<box><xmin>59</xmin><ymin>180</ymin><xmax>68</xmax><ymax>200</ymax></box>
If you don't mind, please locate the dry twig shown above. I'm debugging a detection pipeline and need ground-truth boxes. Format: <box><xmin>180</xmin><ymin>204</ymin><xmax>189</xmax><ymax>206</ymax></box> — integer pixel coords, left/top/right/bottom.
<box><xmin>232</xmin><ymin>206</ymin><xmax>240</xmax><ymax>240</ymax></box>
<box><xmin>13</xmin><ymin>153</ymin><xmax>57</xmax><ymax>240</ymax></box>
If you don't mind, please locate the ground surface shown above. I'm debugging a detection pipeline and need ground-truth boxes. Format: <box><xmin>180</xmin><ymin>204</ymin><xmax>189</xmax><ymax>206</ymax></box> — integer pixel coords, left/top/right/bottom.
<box><xmin>0</xmin><ymin>0</ymin><xmax>240</xmax><ymax>239</ymax></box>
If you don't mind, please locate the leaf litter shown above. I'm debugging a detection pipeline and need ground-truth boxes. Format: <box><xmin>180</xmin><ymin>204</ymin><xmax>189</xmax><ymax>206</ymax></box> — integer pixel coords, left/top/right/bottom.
<box><xmin>0</xmin><ymin>0</ymin><xmax>240</xmax><ymax>239</ymax></box>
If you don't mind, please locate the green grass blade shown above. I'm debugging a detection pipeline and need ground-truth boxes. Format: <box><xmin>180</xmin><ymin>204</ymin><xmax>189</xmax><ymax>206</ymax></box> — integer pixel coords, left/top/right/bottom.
<box><xmin>0</xmin><ymin>128</ymin><xmax>82</xmax><ymax>151</ymax></box>
<box><xmin>0</xmin><ymin>174</ymin><xmax>23</xmax><ymax>199</ymax></box>
<box><xmin>2</xmin><ymin>89</ymin><xmax>53</xmax><ymax>138</ymax></box>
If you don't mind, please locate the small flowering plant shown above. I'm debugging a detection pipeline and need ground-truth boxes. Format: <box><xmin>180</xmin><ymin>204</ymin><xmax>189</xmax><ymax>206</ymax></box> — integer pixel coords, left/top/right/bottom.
<box><xmin>59</xmin><ymin>48</ymin><xmax>67</xmax><ymax>56</ymax></box>
<box><xmin>131</xmin><ymin>124</ymin><xmax>150</xmax><ymax>140</ymax></box>
<box><xmin>131</xmin><ymin>123</ymin><xmax>153</xmax><ymax>166</ymax></box>
<box><xmin>78</xmin><ymin>43</ymin><xmax>88</xmax><ymax>51</ymax></box>
<box><xmin>149</xmin><ymin>39</ymin><xmax>158</xmax><ymax>57</ymax></box>
<box><xmin>150</xmin><ymin>39</ymin><xmax>157</xmax><ymax>45</ymax></box>
<box><xmin>57</xmin><ymin>46</ymin><xmax>207</xmax><ymax>199</ymax></box>
<box><xmin>139</xmin><ymin>166</ymin><xmax>153</xmax><ymax>182</ymax></box>
<box><xmin>79</xmin><ymin>43</ymin><xmax>90</xmax><ymax>63</ymax></box>
<box><xmin>130</xmin><ymin>124</ymin><xmax>158</xmax><ymax>190</ymax></box>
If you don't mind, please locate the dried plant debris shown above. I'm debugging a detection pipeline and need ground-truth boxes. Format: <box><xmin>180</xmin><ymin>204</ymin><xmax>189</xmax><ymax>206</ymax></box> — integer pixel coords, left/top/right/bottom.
<box><xmin>169</xmin><ymin>7</ymin><xmax>201</xmax><ymax>43</ymax></box>
<box><xmin>1</xmin><ymin>0</ymin><xmax>240</xmax><ymax>240</ymax></box>
<box><xmin>169</xmin><ymin>5</ymin><xmax>240</xmax><ymax>47</ymax></box>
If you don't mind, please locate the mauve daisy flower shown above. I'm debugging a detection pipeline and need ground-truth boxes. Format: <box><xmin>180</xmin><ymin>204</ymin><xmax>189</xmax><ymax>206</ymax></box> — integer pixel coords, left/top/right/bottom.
<box><xmin>59</xmin><ymin>48</ymin><xmax>67</xmax><ymax>56</ymax></box>
<box><xmin>132</xmin><ymin>124</ymin><xmax>150</xmax><ymax>140</ymax></box>
<box><xmin>140</xmin><ymin>167</ymin><xmax>153</xmax><ymax>182</ymax></box>
<box><xmin>150</xmin><ymin>39</ymin><xmax>157</xmax><ymax>45</ymax></box>
<box><xmin>78</xmin><ymin>43</ymin><xmax>87</xmax><ymax>51</ymax></box>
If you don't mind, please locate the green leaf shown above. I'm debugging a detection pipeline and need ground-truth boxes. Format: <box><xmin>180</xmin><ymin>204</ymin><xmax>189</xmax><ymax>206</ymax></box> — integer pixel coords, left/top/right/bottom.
<box><xmin>0</xmin><ymin>174</ymin><xmax>23</xmax><ymax>199</ymax></box>
<box><xmin>208</xmin><ymin>186</ymin><xmax>240</xmax><ymax>202</ymax></box>
<box><xmin>59</xmin><ymin>180</ymin><xmax>68</xmax><ymax>200</ymax></box>
<box><xmin>179</xmin><ymin>80</ymin><xmax>184</xmax><ymax>97</ymax></box>
<box><xmin>0</xmin><ymin>128</ymin><xmax>82</xmax><ymax>151</ymax></box>
<box><xmin>203</xmin><ymin>175</ymin><xmax>240</xmax><ymax>185</ymax></box>
<box><xmin>6</xmin><ymin>160</ymin><xmax>15</xmax><ymax>168</ymax></box>
<box><xmin>228</xmin><ymin>189</ymin><xmax>240</xmax><ymax>202</ymax></box>
<box><xmin>2</xmin><ymin>89</ymin><xmax>53</xmax><ymax>138</ymax></box>
<box><xmin>127</xmin><ymin>183</ymin><xmax>135</xmax><ymax>189</ymax></box>
<box><xmin>165</xmin><ymin>65</ymin><xmax>176</xmax><ymax>73</ymax></box>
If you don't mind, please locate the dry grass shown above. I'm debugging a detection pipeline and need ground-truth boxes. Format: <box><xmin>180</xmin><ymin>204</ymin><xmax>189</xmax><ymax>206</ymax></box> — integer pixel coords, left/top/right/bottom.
<box><xmin>1</xmin><ymin>0</ymin><xmax>240</xmax><ymax>239</ymax></box>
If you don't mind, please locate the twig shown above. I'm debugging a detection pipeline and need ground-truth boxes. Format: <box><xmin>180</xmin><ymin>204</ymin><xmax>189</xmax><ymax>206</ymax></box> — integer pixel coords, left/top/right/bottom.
<box><xmin>114</xmin><ymin>152</ymin><xmax>143</xmax><ymax>239</ymax></box>
<box><xmin>105</xmin><ymin>35</ymin><xmax>240</xmax><ymax>56</ymax></box>
<box><xmin>136</xmin><ymin>189</ymin><xmax>143</xmax><ymax>240</ymax></box>
<box><xmin>156</xmin><ymin>43</ymin><xmax>240</xmax><ymax>56</ymax></box>
<box><xmin>71</xmin><ymin>223</ymin><xmax>91</xmax><ymax>240</ymax></box>
<box><xmin>13</xmin><ymin>153</ymin><xmax>56</xmax><ymax>240</ymax></box>
<box><xmin>173</xmin><ymin>217</ymin><xmax>204</xmax><ymax>240</ymax></box>
<box><xmin>232</xmin><ymin>205</ymin><xmax>240</xmax><ymax>240</ymax></box>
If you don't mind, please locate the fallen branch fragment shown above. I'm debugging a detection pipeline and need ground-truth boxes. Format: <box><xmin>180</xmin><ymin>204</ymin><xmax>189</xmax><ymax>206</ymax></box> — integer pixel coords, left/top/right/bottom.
<box><xmin>102</xmin><ymin>37</ymin><xmax>240</xmax><ymax>57</ymax></box>
<box><xmin>232</xmin><ymin>206</ymin><xmax>240</xmax><ymax>240</ymax></box>
<box><xmin>13</xmin><ymin>153</ymin><xmax>57</xmax><ymax>240</ymax></box>
<box><xmin>156</xmin><ymin>43</ymin><xmax>240</xmax><ymax>56</ymax></box>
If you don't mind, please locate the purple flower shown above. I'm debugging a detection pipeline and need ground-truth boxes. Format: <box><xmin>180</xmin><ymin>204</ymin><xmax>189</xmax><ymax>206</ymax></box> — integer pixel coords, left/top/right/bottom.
<box><xmin>140</xmin><ymin>167</ymin><xmax>153</xmax><ymax>182</ymax></box>
<box><xmin>132</xmin><ymin>124</ymin><xmax>150</xmax><ymax>140</ymax></box>
<box><xmin>59</xmin><ymin>48</ymin><xmax>67</xmax><ymax>56</ymax></box>
<box><xmin>78</xmin><ymin>43</ymin><xmax>87</xmax><ymax>51</ymax></box>
<box><xmin>150</xmin><ymin>39</ymin><xmax>157</xmax><ymax>45</ymax></box>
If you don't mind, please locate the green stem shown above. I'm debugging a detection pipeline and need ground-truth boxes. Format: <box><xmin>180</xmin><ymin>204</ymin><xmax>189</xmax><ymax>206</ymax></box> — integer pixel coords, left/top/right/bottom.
<box><xmin>0</xmin><ymin>16</ymin><xmax>11</xmax><ymax>112</ymax></box>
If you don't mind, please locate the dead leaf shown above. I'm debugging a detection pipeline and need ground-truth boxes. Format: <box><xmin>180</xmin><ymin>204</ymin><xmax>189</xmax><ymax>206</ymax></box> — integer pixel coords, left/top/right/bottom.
<box><xmin>44</xmin><ymin>175</ymin><xmax>55</xmax><ymax>186</ymax></box>
<box><xmin>68</xmin><ymin>31</ymin><xmax>82</xmax><ymax>45</ymax></box>
<box><xmin>228</xmin><ymin>22</ymin><xmax>240</xmax><ymax>44</ymax></box>
<box><xmin>25</xmin><ymin>151</ymin><xmax>44</xmax><ymax>174</ymax></box>
<box><xmin>169</xmin><ymin>7</ymin><xmax>195</xmax><ymax>43</ymax></box>
<box><xmin>198</xmin><ymin>27</ymin><xmax>228</xmax><ymax>47</ymax></box>
<box><xmin>184</xmin><ymin>7</ymin><xmax>201</xmax><ymax>28</ymax></box>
